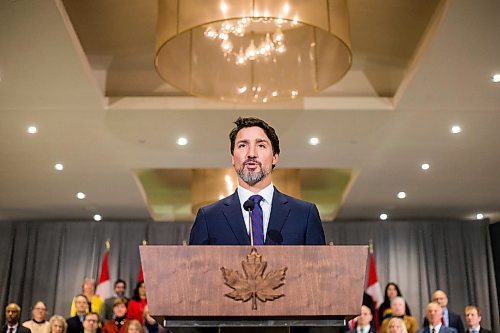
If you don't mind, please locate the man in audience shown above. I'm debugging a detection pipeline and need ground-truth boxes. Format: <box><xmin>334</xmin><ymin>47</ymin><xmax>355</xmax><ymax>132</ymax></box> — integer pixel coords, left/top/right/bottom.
<box><xmin>418</xmin><ymin>302</ymin><xmax>458</xmax><ymax>333</ymax></box>
<box><xmin>67</xmin><ymin>294</ymin><xmax>89</xmax><ymax>333</ymax></box>
<box><xmin>464</xmin><ymin>306</ymin><xmax>492</xmax><ymax>333</ymax></box>
<box><xmin>381</xmin><ymin>297</ymin><xmax>419</xmax><ymax>333</ymax></box>
<box><xmin>82</xmin><ymin>313</ymin><xmax>99</xmax><ymax>333</ymax></box>
<box><xmin>104</xmin><ymin>279</ymin><xmax>128</xmax><ymax>321</ymax></box>
<box><xmin>348</xmin><ymin>305</ymin><xmax>376</xmax><ymax>333</ymax></box>
<box><xmin>22</xmin><ymin>301</ymin><xmax>50</xmax><ymax>333</ymax></box>
<box><xmin>423</xmin><ymin>290</ymin><xmax>464</xmax><ymax>333</ymax></box>
<box><xmin>3</xmin><ymin>303</ymin><xmax>32</xmax><ymax>333</ymax></box>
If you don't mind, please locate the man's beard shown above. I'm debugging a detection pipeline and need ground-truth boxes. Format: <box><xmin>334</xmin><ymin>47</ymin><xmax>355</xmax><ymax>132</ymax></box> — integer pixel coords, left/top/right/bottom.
<box><xmin>236</xmin><ymin>160</ymin><xmax>272</xmax><ymax>186</ymax></box>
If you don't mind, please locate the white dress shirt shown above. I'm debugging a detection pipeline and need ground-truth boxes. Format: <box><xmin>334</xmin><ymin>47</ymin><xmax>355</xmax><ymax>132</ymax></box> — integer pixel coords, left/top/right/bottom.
<box><xmin>237</xmin><ymin>183</ymin><xmax>274</xmax><ymax>241</ymax></box>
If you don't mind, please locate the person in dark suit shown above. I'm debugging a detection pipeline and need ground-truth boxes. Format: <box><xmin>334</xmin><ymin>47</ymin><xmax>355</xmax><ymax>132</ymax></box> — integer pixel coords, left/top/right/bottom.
<box><xmin>464</xmin><ymin>306</ymin><xmax>492</xmax><ymax>333</ymax></box>
<box><xmin>66</xmin><ymin>295</ymin><xmax>89</xmax><ymax>333</ymax></box>
<box><xmin>423</xmin><ymin>290</ymin><xmax>465</xmax><ymax>333</ymax></box>
<box><xmin>348</xmin><ymin>306</ymin><xmax>377</xmax><ymax>333</ymax></box>
<box><xmin>189</xmin><ymin>117</ymin><xmax>326</xmax><ymax>246</ymax></box>
<box><xmin>3</xmin><ymin>303</ymin><xmax>32</xmax><ymax>333</ymax></box>
<box><xmin>418</xmin><ymin>302</ymin><xmax>458</xmax><ymax>333</ymax></box>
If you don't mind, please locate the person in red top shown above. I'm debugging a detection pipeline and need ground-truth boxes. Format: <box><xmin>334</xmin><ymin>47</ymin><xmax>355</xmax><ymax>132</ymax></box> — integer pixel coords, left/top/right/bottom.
<box><xmin>126</xmin><ymin>282</ymin><xmax>147</xmax><ymax>324</ymax></box>
<box><xmin>102</xmin><ymin>299</ymin><xmax>128</xmax><ymax>333</ymax></box>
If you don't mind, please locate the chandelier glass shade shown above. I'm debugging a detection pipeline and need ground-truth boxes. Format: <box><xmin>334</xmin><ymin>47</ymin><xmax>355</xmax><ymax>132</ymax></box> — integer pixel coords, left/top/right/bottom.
<box><xmin>155</xmin><ymin>0</ymin><xmax>352</xmax><ymax>104</ymax></box>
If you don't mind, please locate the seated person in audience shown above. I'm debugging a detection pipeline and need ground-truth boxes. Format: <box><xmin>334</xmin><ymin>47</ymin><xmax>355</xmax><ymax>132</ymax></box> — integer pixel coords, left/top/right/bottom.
<box><xmin>3</xmin><ymin>303</ymin><xmax>32</xmax><ymax>333</ymax></box>
<box><xmin>71</xmin><ymin>278</ymin><xmax>104</xmax><ymax>317</ymax></box>
<box><xmin>82</xmin><ymin>313</ymin><xmax>99</xmax><ymax>333</ymax></box>
<box><xmin>379</xmin><ymin>283</ymin><xmax>413</xmax><ymax>325</ymax></box>
<box><xmin>102</xmin><ymin>299</ymin><xmax>129</xmax><ymax>333</ymax></box>
<box><xmin>127</xmin><ymin>282</ymin><xmax>147</xmax><ymax>325</ymax></box>
<box><xmin>348</xmin><ymin>306</ymin><xmax>377</xmax><ymax>333</ymax></box>
<box><xmin>125</xmin><ymin>321</ymin><xmax>142</xmax><ymax>333</ymax></box>
<box><xmin>387</xmin><ymin>317</ymin><xmax>409</xmax><ymax>333</ymax></box>
<box><xmin>464</xmin><ymin>306</ymin><xmax>492</xmax><ymax>333</ymax></box>
<box><xmin>381</xmin><ymin>297</ymin><xmax>419</xmax><ymax>333</ymax></box>
<box><xmin>23</xmin><ymin>301</ymin><xmax>50</xmax><ymax>333</ymax></box>
<box><xmin>417</xmin><ymin>302</ymin><xmax>458</xmax><ymax>333</ymax></box>
<box><xmin>104</xmin><ymin>280</ymin><xmax>129</xmax><ymax>321</ymax></box>
<box><xmin>48</xmin><ymin>315</ymin><xmax>68</xmax><ymax>333</ymax></box>
<box><xmin>423</xmin><ymin>290</ymin><xmax>464</xmax><ymax>333</ymax></box>
<box><xmin>67</xmin><ymin>294</ymin><xmax>89</xmax><ymax>333</ymax></box>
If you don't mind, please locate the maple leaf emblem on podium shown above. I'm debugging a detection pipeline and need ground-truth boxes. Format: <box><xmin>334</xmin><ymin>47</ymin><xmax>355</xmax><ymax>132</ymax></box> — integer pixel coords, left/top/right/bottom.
<box><xmin>220</xmin><ymin>247</ymin><xmax>287</xmax><ymax>310</ymax></box>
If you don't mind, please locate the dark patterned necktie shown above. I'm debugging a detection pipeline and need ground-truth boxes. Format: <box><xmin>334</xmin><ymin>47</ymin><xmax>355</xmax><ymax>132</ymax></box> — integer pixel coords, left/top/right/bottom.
<box><xmin>249</xmin><ymin>194</ymin><xmax>264</xmax><ymax>245</ymax></box>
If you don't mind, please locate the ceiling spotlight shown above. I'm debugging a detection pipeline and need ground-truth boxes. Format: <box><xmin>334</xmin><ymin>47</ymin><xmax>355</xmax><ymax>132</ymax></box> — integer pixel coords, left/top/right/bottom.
<box><xmin>491</xmin><ymin>74</ymin><xmax>500</xmax><ymax>83</ymax></box>
<box><xmin>397</xmin><ymin>191</ymin><xmax>407</xmax><ymax>199</ymax></box>
<box><xmin>176</xmin><ymin>137</ymin><xmax>188</xmax><ymax>146</ymax></box>
<box><xmin>476</xmin><ymin>213</ymin><xmax>484</xmax><ymax>220</ymax></box>
<box><xmin>421</xmin><ymin>163</ymin><xmax>430</xmax><ymax>171</ymax></box>
<box><xmin>379</xmin><ymin>213</ymin><xmax>388</xmax><ymax>221</ymax></box>
<box><xmin>93</xmin><ymin>214</ymin><xmax>102</xmax><ymax>222</ymax></box>
<box><xmin>27</xmin><ymin>126</ymin><xmax>38</xmax><ymax>134</ymax></box>
<box><xmin>76</xmin><ymin>192</ymin><xmax>86</xmax><ymax>200</ymax></box>
<box><xmin>54</xmin><ymin>163</ymin><xmax>64</xmax><ymax>171</ymax></box>
<box><xmin>309</xmin><ymin>137</ymin><xmax>320</xmax><ymax>146</ymax></box>
<box><xmin>450</xmin><ymin>125</ymin><xmax>462</xmax><ymax>134</ymax></box>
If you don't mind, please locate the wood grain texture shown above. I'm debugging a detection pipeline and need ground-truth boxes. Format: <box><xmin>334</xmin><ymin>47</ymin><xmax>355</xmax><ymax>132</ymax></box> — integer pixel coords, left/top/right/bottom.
<box><xmin>140</xmin><ymin>245</ymin><xmax>367</xmax><ymax>318</ymax></box>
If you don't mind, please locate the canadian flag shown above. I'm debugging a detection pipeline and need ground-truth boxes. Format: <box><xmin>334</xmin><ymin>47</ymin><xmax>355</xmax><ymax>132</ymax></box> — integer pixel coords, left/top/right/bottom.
<box><xmin>365</xmin><ymin>249</ymin><xmax>384</xmax><ymax>327</ymax></box>
<box><xmin>96</xmin><ymin>250</ymin><xmax>111</xmax><ymax>300</ymax></box>
<box><xmin>137</xmin><ymin>263</ymin><xmax>144</xmax><ymax>282</ymax></box>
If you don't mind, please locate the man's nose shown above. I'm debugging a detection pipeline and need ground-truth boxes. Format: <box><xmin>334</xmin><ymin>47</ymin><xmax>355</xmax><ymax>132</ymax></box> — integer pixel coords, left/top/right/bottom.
<box><xmin>247</xmin><ymin>144</ymin><xmax>257</xmax><ymax>157</ymax></box>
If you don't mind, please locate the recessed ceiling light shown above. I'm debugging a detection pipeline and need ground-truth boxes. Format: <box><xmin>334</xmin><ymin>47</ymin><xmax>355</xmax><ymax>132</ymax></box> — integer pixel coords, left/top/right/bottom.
<box><xmin>476</xmin><ymin>213</ymin><xmax>484</xmax><ymax>220</ymax></box>
<box><xmin>397</xmin><ymin>191</ymin><xmax>407</xmax><ymax>199</ymax></box>
<box><xmin>76</xmin><ymin>192</ymin><xmax>86</xmax><ymax>200</ymax></box>
<box><xmin>421</xmin><ymin>163</ymin><xmax>430</xmax><ymax>170</ymax></box>
<box><xmin>450</xmin><ymin>125</ymin><xmax>462</xmax><ymax>134</ymax></box>
<box><xmin>93</xmin><ymin>214</ymin><xmax>102</xmax><ymax>222</ymax></box>
<box><xmin>27</xmin><ymin>126</ymin><xmax>38</xmax><ymax>134</ymax></box>
<box><xmin>54</xmin><ymin>163</ymin><xmax>64</xmax><ymax>171</ymax></box>
<box><xmin>309</xmin><ymin>137</ymin><xmax>320</xmax><ymax>146</ymax></box>
<box><xmin>176</xmin><ymin>137</ymin><xmax>188</xmax><ymax>146</ymax></box>
<box><xmin>491</xmin><ymin>74</ymin><xmax>500</xmax><ymax>83</ymax></box>
<box><xmin>238</xmin><ymin>86</ymin><xmax>247</xmax><ymax>94</ymax></box>
<box><xmin>379</xmin><ymin>213</ymin><xmax>388</xmax><ymax>221</ymax></box>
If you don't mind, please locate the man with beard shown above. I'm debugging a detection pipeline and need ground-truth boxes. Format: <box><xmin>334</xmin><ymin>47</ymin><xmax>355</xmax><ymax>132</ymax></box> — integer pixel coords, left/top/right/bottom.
<box><xmin>189</xmin><ymin>117</ymin><xmax>325</xmax><ymax>246</ymax></box>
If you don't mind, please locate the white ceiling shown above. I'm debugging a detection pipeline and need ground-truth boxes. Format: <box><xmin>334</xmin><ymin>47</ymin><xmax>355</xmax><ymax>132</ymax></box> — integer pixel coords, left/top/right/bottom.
<box><xmin>0</xmin><ymin>0</ymin><xmax>499</xmax><ymax>223</ymax></box>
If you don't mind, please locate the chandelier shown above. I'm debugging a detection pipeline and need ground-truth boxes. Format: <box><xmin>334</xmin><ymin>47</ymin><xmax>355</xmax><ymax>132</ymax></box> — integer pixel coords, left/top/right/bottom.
<box><xmin>155</xmin><ymin>1</ymin><xmax>352</xmax><ymax>104</ymax></box>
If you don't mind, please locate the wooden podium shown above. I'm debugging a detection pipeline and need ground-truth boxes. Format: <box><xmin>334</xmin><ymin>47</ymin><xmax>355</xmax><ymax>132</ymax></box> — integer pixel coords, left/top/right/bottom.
<box><xmin>140</xmin><ymin>245</ymin><xmax>368</xmax><ymax>331</ymax></box>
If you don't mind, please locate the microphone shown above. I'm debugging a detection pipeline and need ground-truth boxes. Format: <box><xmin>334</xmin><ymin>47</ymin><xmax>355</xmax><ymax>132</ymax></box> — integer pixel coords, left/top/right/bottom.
<box><xmin>243</xmin><ymin>199</ymin><xmax>255</xmax><ymax>246</ymax></box>
<box><xmin>243</xmin><ymin>199</ymin><xmax>255</xmax><ymax>212</ymax></box>
<box><xmin>267</xmin><ymin>229</ymin><xmax>283</xmax><ymax>245</ymax></box>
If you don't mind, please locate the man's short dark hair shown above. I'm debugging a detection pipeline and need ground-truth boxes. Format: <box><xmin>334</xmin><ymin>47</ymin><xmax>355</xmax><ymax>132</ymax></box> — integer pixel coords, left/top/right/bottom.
<box><xmin>84</xmin><ymin>312</ymin><xmax>100</xmax><ymax>321</ymax></box>
<box><xmin>229</xmin><ymin>117</ymin><xmax>280</xmax><ymax>156</ymax></box>
<box><xmin>114</xmin><ymin>279</ymin><xmax>126</xmax><ymax>288</ymax></box>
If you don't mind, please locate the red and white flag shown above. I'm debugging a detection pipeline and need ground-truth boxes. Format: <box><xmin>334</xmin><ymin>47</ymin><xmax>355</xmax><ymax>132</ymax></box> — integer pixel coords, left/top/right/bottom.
<box><xmin>365</xmin><ymin>248</ymin><xmax>384</xmax><ymax>328</ymax></box>
<box><xmin>137</xmin><ymin>263</ymin><xmax>144</xmax><ymax>282</ymax></box>
<box><xmin>96</xmin><ymin>250</ymin><xmax>111</xmax><ymax>300</ymax></box>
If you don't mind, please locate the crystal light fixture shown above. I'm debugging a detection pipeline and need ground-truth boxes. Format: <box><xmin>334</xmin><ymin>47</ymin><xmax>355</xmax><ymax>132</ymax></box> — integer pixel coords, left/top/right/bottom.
<box><xmin>155</xmin><ymin>0</ymin><xmax>352</xmax><ymax>104</ymax></box>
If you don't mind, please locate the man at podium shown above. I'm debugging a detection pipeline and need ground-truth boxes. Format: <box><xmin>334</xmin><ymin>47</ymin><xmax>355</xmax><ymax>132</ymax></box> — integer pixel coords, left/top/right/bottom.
<box><xmin>189</xmin><ymin>117</ymin><xmax>326</xmax><ymax>246</ymax></box>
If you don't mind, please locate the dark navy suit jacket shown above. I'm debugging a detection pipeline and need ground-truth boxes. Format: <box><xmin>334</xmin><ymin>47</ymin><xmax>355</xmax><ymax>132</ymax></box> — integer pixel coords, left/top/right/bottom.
<box><xmin>417</xmin><ymin>326</ymin><xmax>458</xmax><ymax>333</ymax></box>
<box><xmin>189</xmin><ymin>188</ymin><xmax>326</xmax><ymax>245</ymax></box>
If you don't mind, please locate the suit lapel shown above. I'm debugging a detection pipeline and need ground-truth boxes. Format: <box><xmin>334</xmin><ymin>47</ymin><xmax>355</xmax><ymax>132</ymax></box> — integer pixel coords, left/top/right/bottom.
<box><xmin>266</xmin><ymin>188</ymin><xmax>290</xmax><ymax>241</ymax></box>
<box><xmin>222</xmin><ymin>191</ymin><xmax>250</xmax><ymax>245</ymax></box>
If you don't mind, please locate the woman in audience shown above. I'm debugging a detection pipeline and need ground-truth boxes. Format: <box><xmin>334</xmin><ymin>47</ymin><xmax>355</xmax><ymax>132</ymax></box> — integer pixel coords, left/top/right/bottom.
<box><xmin>387</xmin><ymin>317</ymin><xmax>408</xmax><ymax>333</ymax></box>
<box><xmin>378</xmin><ymin>282</ymin><xmax>412</xmax><ymax>324</ymax></box>
<box><xmin>70</xmin><ymin>278</ymin><xmax>104</xmax><ymax>316</ymax></box>
<box><xmin>22</xmin><ymin>301</ymin><xmax>50</xmax><ymax>333</ymax></box>
<box><xmin>127</xmin><ymin>282</ymin><xmax>147</xmax><ymax>324</ymax></box>
<box><xmin>126</xmin><ymin>320</ymin><xmax>143</xmax><ymax>333</ymax></box>
<box><xmin>47</xmin><ymin>315</ymin><xmax>68</xmax><ymax>333</ymax></box>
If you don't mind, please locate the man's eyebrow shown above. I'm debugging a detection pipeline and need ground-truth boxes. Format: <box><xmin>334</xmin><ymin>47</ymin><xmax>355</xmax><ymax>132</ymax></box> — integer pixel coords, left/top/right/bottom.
<box><xmin>256</xmin><ymin>138</ymin><xmax>270</xmax><ymax>143</ymax></box>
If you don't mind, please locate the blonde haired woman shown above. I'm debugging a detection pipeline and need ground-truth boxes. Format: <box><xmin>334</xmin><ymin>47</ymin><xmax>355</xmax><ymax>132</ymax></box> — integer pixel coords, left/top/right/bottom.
<box><xmin>47</xmin><ymin>315</ymin><xmax>68</xmax><ymax>333</ymax></box>
<box><xmin>387</xmin><ymin>317</ymin><xmax>409</xmax><ymax>333</ymax></box>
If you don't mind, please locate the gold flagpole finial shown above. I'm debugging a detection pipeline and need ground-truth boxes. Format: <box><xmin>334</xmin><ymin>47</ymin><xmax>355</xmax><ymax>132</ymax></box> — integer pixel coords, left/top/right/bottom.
<box><xmin>142</xmin><ymin>239</ymin><xmax>147</xmax><ymax>246</ymax></box>
<box><xmin>105</xmin><ymin>239</ymin><xmax>111</xmax><ymax>251</ymax></box>
<box><xmin>368</xmin><ymin>239</ymin><xmax>374</xmax><ymax>254</ymax></box>
<box><xmin>182</xmin><ymin>240</ymin><xmax>187</xmax><ymax>246</ymax></box>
